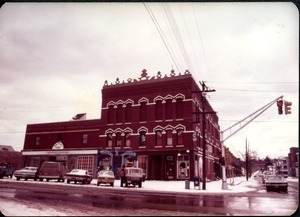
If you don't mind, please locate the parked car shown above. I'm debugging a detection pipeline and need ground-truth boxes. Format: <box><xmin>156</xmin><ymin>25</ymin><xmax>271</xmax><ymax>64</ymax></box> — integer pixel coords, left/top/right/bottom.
<box><xmin>121</xmin><ymin>167</ymin><xmax>144</xmax><ymax>188</ymax></box>
<box><xmin>97</xmin><ymin>170</ymin><xmax>115</xmax><ymax>186</ymax></box>
<box><xmin>65</xmin><ymin>169</ymin><xmax>93</xmax><ymax>184</ymax></box>
<box><xmin>38</xmin><ymin>161</ymin><xmax>66</xmax><ymax>182</ymax></box>
<box><xmin>13</xmin><ymin>166</ymin><xmax>39</xmax><ymax>181</ymax></box>
<box><xmin>0</xmin><ymin>162</ymin><xmax>15</xmax><ymax>179</ymax></box>
<box><xmin>265</xmin><ymin>175</ymin><xmax>288</xmax><ymax>192</ymax></box>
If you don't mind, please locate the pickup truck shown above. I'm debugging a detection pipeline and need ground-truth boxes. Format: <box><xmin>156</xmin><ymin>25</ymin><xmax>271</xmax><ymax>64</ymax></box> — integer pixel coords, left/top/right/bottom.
<box><xmin>121</xmin><ymin>167</ymin><xmax>144</xmax><ymax>188</ymax></box>
<box><xmin>0</xmin><ymin>163</ymin><xmax>16</xmax><ymax>178</ymax></box>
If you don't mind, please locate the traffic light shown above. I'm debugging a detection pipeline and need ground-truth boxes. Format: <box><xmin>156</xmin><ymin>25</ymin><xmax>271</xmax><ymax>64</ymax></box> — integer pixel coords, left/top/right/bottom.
<box><xmin>277</xmin><ymin>100</ymin><xmax>283</xmax><ymax>115</ymax></box>
<box><xmin>284</xmin><ymin>101</ymin><xmax>292</xmax><ymax>115</ymax></box>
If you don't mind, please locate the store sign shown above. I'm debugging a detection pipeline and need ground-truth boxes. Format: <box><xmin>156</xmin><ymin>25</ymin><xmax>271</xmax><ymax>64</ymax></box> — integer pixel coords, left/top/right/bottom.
<box><xmin>52</xmin><ymin>142</ymin><xmax>64</xmax><ymax>150</ymax></box>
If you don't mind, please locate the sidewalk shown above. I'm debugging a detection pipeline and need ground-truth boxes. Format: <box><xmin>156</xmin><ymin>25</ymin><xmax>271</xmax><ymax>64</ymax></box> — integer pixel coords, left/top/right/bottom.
<box><xmin>91</xmin><ymin>176</ymin><xmax>262</xmax><ymax>194</ymax></box>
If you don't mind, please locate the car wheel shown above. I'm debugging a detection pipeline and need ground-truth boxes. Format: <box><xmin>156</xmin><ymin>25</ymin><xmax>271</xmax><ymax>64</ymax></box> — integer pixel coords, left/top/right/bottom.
<box><xmin>67</xmin><ymin>180</ymin><xmax>70</xmax><ymax>184</ymax></box>
<box><xmin>39</xmin><ymin>178</ymin><xmax>43</xmax><ymax>181</ymax></box>
<box><xmin>25</xmin><ymin>178</ymin><xmax>28</xmax><ymax>181</ymax></box>
<box><xmin>97</xmin><ymin>182</ymin><xmax>100</xmax><ymax>186</ymax></box>
<box><xmin>46</xmin><ymin>179</ymin><xmax>49</xmax><ymax>182</ymax></box>
<box><xmin>111</xmin><ymin>183</ymin><xmax>114</xmax><ymax>187</ymax></box>
<box><xmin>16</xmin><ymin>177</ymin><xmax>20</xmax><ymax>180</ymax></box>
<box><xmin>125</xmin><ymin>182</ymin><xmax>128</xmax><ymax>187</ymax></box>
<box><xmin>138</xmin><ymin>182</ymin><xmax>142</xmax><ymax>188</ymax></box>
<box><xmin>74</xmin><ymin>181</ymin><xmax>77</xmax><ymax>184</ymax></box>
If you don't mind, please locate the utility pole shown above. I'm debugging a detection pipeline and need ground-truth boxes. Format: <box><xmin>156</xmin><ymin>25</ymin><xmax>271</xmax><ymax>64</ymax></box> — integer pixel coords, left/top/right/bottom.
<box><xmin>192</xmin><ymin>81</ymin><xmax>215</xmax><ymax>190</ymax></box>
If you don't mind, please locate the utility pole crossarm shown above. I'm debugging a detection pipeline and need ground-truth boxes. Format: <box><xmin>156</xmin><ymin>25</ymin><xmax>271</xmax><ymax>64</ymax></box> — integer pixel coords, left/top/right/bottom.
<box><xmin>221</xmin><ymin>95</ymin><xmax>284</xmax><ymax>143</ymax></box>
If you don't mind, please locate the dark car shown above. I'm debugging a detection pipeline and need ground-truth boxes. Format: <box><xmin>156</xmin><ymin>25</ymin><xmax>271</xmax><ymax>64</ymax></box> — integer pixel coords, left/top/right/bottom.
<box><xmin>0</xmin><ymin>162</ymin><xmax>15</xmax><ymax>178</ymax></box>
<box><xmin>265</xmin><ymin>175</ymin><xmax>288</xmax><ymax>192</ymax></box>
<box><xmin>39</xmin><ymin>161</ymin><xmax>66</xmax><ymax>182</ymax></box>
<box><xmin>13</xmin><ymin>166</ymin><xmax>39</xmax><ymax>181</ymax></box>
<box><xmin>65</xmin><ymin>169</ymin><xmax>93</xmax><ymax>184</ymax></box>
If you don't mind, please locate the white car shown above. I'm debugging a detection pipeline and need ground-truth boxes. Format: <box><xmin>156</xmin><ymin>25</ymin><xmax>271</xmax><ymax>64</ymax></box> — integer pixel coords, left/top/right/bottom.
<box><xmin>65</xmin><ymin>169</ymin><xmax>93</xmax><ymax>184</ymax></box>
<box><xmin>97</xmin><ymin>170</ymin><xmax>115</xmax><ymax>186</ymax></box>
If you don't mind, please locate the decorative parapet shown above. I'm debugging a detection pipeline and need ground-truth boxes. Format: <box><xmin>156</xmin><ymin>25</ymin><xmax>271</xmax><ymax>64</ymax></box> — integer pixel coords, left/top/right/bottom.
<box><xmin>103</xmin><ymin>69</ymin><xmax>191</xmax><ymax>86</ymax></box>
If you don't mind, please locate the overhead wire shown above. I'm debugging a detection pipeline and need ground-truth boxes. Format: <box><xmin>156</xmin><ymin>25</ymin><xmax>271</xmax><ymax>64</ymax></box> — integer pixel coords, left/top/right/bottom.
<box><xmin>143</xmin><ymin>3</ymin><xmax>183</xmax><ymax>74</ymax></box>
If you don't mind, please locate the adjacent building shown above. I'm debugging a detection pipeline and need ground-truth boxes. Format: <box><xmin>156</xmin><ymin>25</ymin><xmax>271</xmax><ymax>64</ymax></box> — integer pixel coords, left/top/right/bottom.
<box><xmin>21</xmin><ymin>69</ymin><xmax>221</xmax><ymax>181</ymax></box>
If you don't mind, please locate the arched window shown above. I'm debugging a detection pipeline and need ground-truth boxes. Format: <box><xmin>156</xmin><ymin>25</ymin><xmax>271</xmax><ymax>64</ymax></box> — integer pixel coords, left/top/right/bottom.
<box><xmin>116</xmin><ymin>132</ymin><xmax>122</xmax><ymax>147</ymax></box>
<box><xmin>155</xmin><ymin>100</ymin><xmax>163</xmax><ymax>120</ymax></box>
<box><xmin>125</xmin><ymin>103</ymin><xmax>132</xmax><ymax>122</ymax></box>
<box><xmin>176</xmin><ymin>98</ymin><xmax>183</xmax><ymax>119</ymax></box>
<box><xmin>139</xmin><ymin>131</ymin><xmax>146</xmax><ymax>147</ymax></box>
<box><xmin>140</xmin><ymin>101</ymin><xmax>147</xmax><ymax>122</ymax></box>
<box><xmin>108</xmin><ymin>105</ymin><xmax>114</xmax><ymax>124</ymax></box>
<box><xmin>177</xmin><ymin>129</ymin><xmax>184</xmax><ymax>145</ymax></box>
<box><xmin>156</xmin><ymin>130</ymin><xmax>163</xmax><ymax>146</ymax></box>
<box><xmin>107</xmin><ymin>133</ymin><xmax>113</xmax><ymax>147</ymax></box>
<box><xmin>166</xmin><ymin>129</ymin><xmax>173</xmax><ymax>146</ymax></box>
<box><xmin>165</xmin><ymin>99</ymin><xmax>173</xmax><ymax>119</ymax></box>
<box><xmin>116</xmin><ymin>104</ymin><xmax>123</xmax><ymax>123</ymax></box>
<box><xmin>125</xmin><ymin>132</ymin><xmax>131</xmax><ymax>147</ymax></box>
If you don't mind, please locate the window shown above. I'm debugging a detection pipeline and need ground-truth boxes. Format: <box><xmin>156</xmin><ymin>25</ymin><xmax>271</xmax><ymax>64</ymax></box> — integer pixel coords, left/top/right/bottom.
<box><xmin>156</xmin><ymin>130</ymin><xmax>163</xmax><ymax>146</ymax></box>
<box><xmin>125</xmin><ymin>132</ymin><xmax>131</xmax><ymax>147</ymax></box>
<box><xmin>82</xmin><ymin>134</ymin><xmax>88</xmax><ymax>145</ymax></box>
<box><xmin>140</xmin><ymin>101</ymin><xmax>147</xmax><ymax>122</ymax></box>
<box><xmin>125</xmin><ymin>103</ymin><xmax>132</xmax><ymax>122</ymax></box>
<box><xmin>116</xmin><ymin>132</ymin><xmax>122</xmax><ymax>147</ymax></box>
<box><xmin>35</xmin><ymin>136</ymin><xmax>40</xmax><ymax>146</ymax></box>
<box><xmin>107</xmin><ymin>133</ymin><xmax>113</xmax><ymax>147</ymax></box>
<box><xmin>165</xmin><ymin>99</ymin><xmax>173</xmax><ymax>119</ymax></box>
<box><xmin>139</xmin><ymin>131</ymin><xmax>146</xmax><ymax>147</ymax></box>
<box><xmin>77</xmin><ymin>156</ymin><xmax>94</xmax><ymax>175</ymax></box>
<box><xmin>116</xmin><ymin>104</ymin><xmax>123</xmax><ymax>123</ymax></box>
<box><xmin>108</xmin><ymin>105</ymin><xmax>114</xmax><ymax>124</ymax></box>
<box><xmin>176</xmin><ymin>98</ymin><xmax>183</xmax><ymax>119</ymax></box>
<box><xmin>177</xmin><ymin>129</ymin><xmax>183</xmax><ymax>145</ymax></box>
<box><xmin>155</xmin><ymin>100</ymin><xmax>163</xmax><ymax>120</ymax></box>
<box><xmin>166</xmin><ymin>130</ymin><xmax>173</xmax><ymax>146</ymax></box>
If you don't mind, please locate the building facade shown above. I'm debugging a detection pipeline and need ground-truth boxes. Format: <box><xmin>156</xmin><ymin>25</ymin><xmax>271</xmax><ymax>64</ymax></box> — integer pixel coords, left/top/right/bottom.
<box><xmin>22</xmin><ymin>69</ymin><xmax>221</xmax><ymax>181</ymax></box>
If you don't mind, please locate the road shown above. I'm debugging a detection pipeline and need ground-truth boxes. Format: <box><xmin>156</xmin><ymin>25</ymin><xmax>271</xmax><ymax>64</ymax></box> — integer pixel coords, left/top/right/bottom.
<box><xmin>0</xmin><ymin>178</ymin><xmax>298</xmax><ymax>216</ymax></box>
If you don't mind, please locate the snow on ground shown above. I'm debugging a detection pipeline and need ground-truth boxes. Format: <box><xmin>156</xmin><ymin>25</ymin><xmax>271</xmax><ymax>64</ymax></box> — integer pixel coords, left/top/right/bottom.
<box><xmin>0</xmin><ymin>174</ymin><xmax>298</xmax><ymax>216</ymax></box>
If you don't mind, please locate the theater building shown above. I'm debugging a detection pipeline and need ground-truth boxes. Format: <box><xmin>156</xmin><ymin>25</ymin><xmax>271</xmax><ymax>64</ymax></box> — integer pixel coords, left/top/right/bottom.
<box><xmin>22</xmin><ymin>69</ymin><xmax>221</xmax><ymax>181</ymax></box>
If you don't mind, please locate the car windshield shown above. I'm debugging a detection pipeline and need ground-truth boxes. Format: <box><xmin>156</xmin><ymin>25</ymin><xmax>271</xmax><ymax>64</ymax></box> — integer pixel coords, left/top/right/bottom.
<box><xmin>99</xmin><ymin>170</ymin><xmax>113</xmax><ymax>176</ymax></box>
<box><xmin>128</xmin><ymin>169</ymin><xmax>142</xmax><ymax>173</ymax></box>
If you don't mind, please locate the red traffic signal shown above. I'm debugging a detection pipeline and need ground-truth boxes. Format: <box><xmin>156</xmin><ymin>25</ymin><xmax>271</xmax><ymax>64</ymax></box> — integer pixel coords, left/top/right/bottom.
<box><xmin>284</xmin><ymin>101</ymin><xmax>292</xmax><ymax>115</ymax></box>
<box><xmin>277</xmin><ymin>100</ymin><xmax>283</xmax><ymax>115</ymax></box>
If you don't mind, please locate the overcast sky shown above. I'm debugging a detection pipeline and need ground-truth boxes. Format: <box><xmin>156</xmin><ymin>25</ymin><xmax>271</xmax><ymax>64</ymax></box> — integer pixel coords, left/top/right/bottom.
<box><xmin>0</xmin><ymin>2</ymin><xmax>298</xmax><ymax>159</ymax></box>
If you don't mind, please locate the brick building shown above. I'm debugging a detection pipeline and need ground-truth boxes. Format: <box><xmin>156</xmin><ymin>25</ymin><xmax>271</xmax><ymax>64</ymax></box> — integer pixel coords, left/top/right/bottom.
<box><xmin>22</xmin><ymin>69</ymin><xmax>221</xmax><ymax>181</ymax></box>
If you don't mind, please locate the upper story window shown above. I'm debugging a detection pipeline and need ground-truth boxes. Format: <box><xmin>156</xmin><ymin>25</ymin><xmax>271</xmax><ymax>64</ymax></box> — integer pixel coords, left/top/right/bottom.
<box><xmin>35</xmin><ymin>136</ymin><xmax>40</xmax><ymax>146</ymax></box>
<box><xmin>107</xmin><ymin>133</ymin><xmax>113</xmax><ymax>147</ymax></box>
<box><xmin>116</xmin><ymin>104</ymin><xmax>123</xmax><ymax>123</ymax></box>
<box><xmin>155</xmin><ymin>100</ymin><xmax>163</xmax><ymax>120</ymax></box>
<box><xmin>82</xmin><ymin>134</ymin><xmax>88</xmax><ymax>145</ymax></box>
<box><xmin>125</xmin><ymin>132</ymin><xmax>131</xmax><ymax>147</ymax></box>
<box><xmin>139</xmin><ymin>131</ymin><xmax>146</xmax><ymax>147</ymax></box>
<box><xmin>116</xmin><ymin>132</ymin><xmax>122</xmax><ymax>147</ymax></box>
<box><xmin>140</xmin><ymin>101</ymin><xmax>147</xmax><ymax>122</ymax></box>
<box><xmin>156</xmin><ymin>130</ymin><xmax>163</xmax><ymax>146</ymax></box>
<box><xmin>165</xmin><ymin>99</ymin><xmax>173</xmax><ymax>120</ymax></box>
<box><xmin>166</xmin><ymin>129</ymin><xmax>173</xmax><ymax>146</ymax></box>
<box><xmin>177</xmin><ymin>129</ymin><xmax>184</xmax><ymax>145</ymax></box>
<box><xmin>125</xmin><ymin>103</ymin><xmax>132</xmax><ymax>122</ymax></box>
<box><xmin>108</xmin><ymin>105</ymin><xmax>114</xmax><ymax>124</ymax></box>
<box><xmin>176</xmin><ymin>98</ymin><xmax>183</xmax><ymax>119</ymax></box>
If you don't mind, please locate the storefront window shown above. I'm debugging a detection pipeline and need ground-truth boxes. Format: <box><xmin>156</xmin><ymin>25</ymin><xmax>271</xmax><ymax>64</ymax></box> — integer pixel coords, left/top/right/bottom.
<box><xmin>177</xmin><ymin>154</ymin><xmax>189</xmax><ymax>179</ymax></box>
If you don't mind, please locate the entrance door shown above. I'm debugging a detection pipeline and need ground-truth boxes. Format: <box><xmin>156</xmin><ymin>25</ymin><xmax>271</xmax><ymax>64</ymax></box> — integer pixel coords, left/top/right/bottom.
<box><xmin>149</xmin><ymin>155</ymin><xmax>161</xmax><ymax>180</ymax></box>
